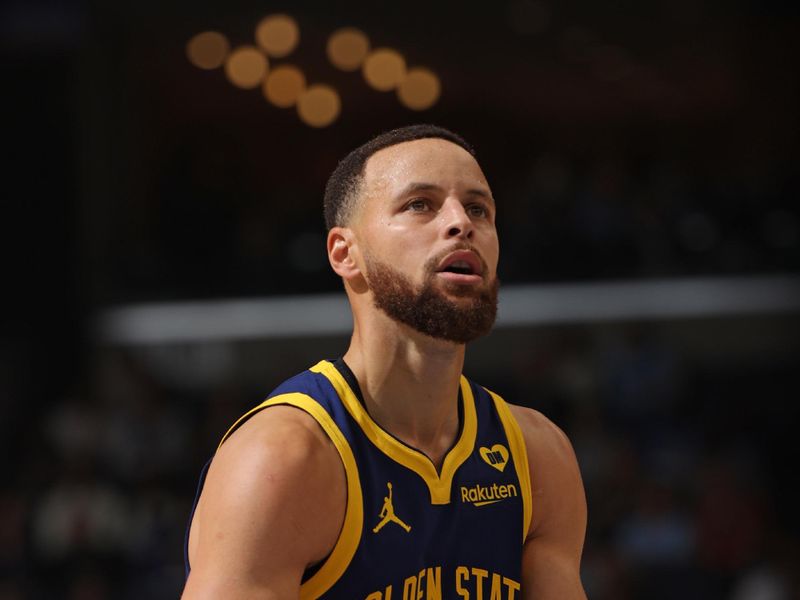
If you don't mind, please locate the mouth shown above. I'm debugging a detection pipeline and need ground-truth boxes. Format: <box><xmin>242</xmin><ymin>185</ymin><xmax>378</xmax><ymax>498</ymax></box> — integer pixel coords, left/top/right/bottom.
<box><xmin>435</xmin><ymin>250</ymin><xmax>484</xmax><ymax>284</ymax></box>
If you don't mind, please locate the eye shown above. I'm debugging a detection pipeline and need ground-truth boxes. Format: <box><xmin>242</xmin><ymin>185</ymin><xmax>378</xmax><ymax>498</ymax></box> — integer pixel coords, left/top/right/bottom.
<box><xmin>467</xmin><ymin>203</ymin><xmax>489</xmax><ymax>218</ymax></box>
<box><xmin>405</xmin><ymin>198</ymin><xmax>430</xmax><ymax>212</ymax></box>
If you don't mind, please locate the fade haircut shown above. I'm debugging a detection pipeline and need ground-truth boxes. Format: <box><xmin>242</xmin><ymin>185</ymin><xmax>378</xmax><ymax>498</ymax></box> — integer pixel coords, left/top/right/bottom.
<box><xmin>323</xmin><ymin>124</ymin><xmax>476</xmax><ymax>231</ymax></box>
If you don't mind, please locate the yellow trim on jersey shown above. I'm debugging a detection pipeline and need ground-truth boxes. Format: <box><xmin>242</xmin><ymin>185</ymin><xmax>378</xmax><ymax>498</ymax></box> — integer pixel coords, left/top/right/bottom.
<box><xmin>487</xmin><ymin>390</ymin><xmax>533</xmax><ymax>543</ymax></box>
<box><xmin>311</xmin><ymin>360</ymin><xmax>477</xmax><ymax>505</ymax></box>
<box><xmin>219</xmin><ymin>392</ymin><xmax>363</xmax><ymax>600</ymax></box>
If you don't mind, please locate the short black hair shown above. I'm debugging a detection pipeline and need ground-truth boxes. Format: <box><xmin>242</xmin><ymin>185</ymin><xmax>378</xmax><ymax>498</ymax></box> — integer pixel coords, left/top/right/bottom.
<box><xmin>323</xmin><ymin>124</ymin><xmax>476</xmax><ymax>231</ymax></box>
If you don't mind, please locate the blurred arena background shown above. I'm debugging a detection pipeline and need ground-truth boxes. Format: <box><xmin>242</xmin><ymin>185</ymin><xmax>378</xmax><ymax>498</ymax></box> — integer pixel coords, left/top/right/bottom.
<box><xmin>3</xmin><ymin>0</ymin><xmax>799</xmax><ymax>598</ymax></box>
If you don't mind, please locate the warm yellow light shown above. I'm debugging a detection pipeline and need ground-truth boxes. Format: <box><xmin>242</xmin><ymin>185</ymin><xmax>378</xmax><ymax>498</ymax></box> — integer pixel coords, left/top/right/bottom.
<box><xmin>327</xmin><ymin>27</ymin><xmax>370</xmax><ymax>71</ymax></box>
<box><xmin>256</xmin><ymin>14</ymin><xmax>300</xmax><ymax>58</ymax></box>
<box><xmin>397</xmin><ymin>68</ymin><xmax>441</xmax><ymax>110</ymax></box>
<box><xmin>297</xmin><ymin>85</ymin><xmax>341</xmax><ymax>127</ymax></box>
<box><xmin>363</xmin><ymin>48</ymin><xmax>406</xmax><ymax>91</ymax></box>
<box><xmin>224</xmin><ymin>46</ymin><xmax>268</xmax><ymax>89</ymax></box>
<box><xmin>263</xmin><ymin>65</ymin><xmax>306</xmax><ymax>108</ymax></box>
<box><xmin>186</xmin><ymin>31</ymin><xmax>230</xmax><ymax>70</ymax></box>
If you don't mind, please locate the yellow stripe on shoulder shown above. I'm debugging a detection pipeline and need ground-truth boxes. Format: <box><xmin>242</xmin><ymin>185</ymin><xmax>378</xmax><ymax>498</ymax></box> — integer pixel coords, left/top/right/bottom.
<box><xmin>217</xmin><ymin>391</ymin><xmax>363</xmax><ymax>600</ymax></box>
<box><xmin>486</xmin><ymin>389</ymin><xmax>533</xmax><ymax>543</ymax></box>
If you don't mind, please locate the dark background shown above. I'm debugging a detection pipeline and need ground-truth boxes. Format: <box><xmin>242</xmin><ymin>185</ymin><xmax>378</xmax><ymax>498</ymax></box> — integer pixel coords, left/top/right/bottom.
<box><xmin>2</xmin><ymin>0</ymin><xmax>799</xmax><ymax>598</ymax></box>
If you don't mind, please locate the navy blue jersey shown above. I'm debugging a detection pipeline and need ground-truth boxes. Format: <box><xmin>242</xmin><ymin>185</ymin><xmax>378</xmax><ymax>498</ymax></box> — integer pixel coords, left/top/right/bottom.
<box><xmin>186</xmin><ymin>359</ymin><xmax>532</xmax><ymax>599</ymax></box>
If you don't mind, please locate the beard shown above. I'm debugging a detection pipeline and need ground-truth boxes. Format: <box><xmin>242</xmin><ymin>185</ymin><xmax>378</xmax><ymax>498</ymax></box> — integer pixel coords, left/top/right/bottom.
<box><xmin>363</xmin><ymin>249</ymin><xmax>499</xmax><ymax>344</ymax></box>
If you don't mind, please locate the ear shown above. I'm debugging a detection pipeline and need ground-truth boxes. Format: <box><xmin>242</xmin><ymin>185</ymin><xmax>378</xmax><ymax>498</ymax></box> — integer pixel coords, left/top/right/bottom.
<box><xmin>327</xmin><ymin>226</ymin><xmax>362</xmax><ymax>282</ymax></box>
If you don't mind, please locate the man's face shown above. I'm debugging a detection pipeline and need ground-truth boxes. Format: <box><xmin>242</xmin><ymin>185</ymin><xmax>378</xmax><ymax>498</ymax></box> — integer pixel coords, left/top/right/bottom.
<box><xmin>352</xmin><ymin>138</ymin><xmax>500</xmax><ymax>343</ymax></box>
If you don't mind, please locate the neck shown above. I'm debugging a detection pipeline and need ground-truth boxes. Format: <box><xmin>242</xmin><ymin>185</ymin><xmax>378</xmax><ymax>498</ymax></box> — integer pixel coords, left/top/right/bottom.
<box><xmin>343</xmin><ymin>311</ymin><xmax>466</xmax><ymax>468</ymax></box>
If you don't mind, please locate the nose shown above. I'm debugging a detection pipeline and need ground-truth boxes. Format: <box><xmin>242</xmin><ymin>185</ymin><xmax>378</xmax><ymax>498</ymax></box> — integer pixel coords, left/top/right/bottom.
<box><xmin>441</xmin><ymin>198</ymin><xmax>474</xmax><ymax>240</ymax></box>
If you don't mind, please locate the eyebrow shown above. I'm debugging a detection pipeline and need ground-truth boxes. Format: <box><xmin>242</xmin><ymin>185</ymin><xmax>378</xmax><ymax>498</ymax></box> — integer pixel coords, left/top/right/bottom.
<box><xmin>397</xmin><ymin>182</ymin><xmax>495</xmax><ymax>203</ymax></box>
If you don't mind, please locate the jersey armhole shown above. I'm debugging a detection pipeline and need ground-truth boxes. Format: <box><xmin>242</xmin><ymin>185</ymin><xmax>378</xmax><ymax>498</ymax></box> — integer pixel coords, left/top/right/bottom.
<box><xmin>220</xmin><ymin>392</ymin><xmax>364</xmax><ymax>600</ymax></box>
<box><xmin>486</xmin><ymin>390</ymin><xmax>533</xmax><ymax>543</ymax></box>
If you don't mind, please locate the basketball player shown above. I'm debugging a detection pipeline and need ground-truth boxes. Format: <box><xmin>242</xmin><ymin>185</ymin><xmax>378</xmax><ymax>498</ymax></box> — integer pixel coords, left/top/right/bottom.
<box><xmin>182</xmin><ymin>125</ymin><xmax>587</xmax><ymax>599</ymax></box>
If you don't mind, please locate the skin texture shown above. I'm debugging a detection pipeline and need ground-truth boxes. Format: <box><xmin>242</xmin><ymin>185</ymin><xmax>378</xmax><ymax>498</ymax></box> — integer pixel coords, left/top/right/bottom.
<box><xmin>511</xmin><ymin>405</ymin><xmax>587</xmax><ymax>598</ymax></box>
<box><xmin>182</xmin><ymin>138</ymin><xmax>587</xmax><ymax>599</ymax></box>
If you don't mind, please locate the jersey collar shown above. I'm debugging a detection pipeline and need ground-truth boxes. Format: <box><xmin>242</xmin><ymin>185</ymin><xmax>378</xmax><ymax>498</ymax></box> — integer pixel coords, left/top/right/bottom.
<box><xmin>311</xmin><ymin>359</ymin><xmax>477</xmax><ymax>505</ymax></box>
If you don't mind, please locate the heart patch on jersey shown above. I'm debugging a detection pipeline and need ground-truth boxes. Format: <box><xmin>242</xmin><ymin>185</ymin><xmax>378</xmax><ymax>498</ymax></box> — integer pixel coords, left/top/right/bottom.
<box><xmin>479</xmin><ymin>444</ymin><xmax>509</xmax><ymax>472</ymax></box>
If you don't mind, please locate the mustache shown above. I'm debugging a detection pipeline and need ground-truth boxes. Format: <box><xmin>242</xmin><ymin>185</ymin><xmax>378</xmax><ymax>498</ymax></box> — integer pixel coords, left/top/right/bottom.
<box><xmin>424</xmin><ymin>243</ymin><xmax>490</xmax><ymax>276</ymax></box>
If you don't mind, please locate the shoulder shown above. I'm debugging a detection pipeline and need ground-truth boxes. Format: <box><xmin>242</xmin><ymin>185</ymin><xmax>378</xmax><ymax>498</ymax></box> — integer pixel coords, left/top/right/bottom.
<box><xmin>216</xmin><ymin>402</ymin><xmax>339</xmax><ymax>469</ymax></box>
<box><xmin>506</xmin><ymin>404</ymin><xmax>586</xmax><ymax>540</ymax></box>
<box><xmin>185</xmin><ymin>404</ymin><xmax>346</xmax><ymax>594</ymax></box>
<box><xmin>205</xmin><ymin>404</ymin><xmax>346</xmax><ymax>537</ymax></box>
<box><xmin>506</xmin><ymin>404</ymin><xmax>576</xmax><ymax>460</ymax></box>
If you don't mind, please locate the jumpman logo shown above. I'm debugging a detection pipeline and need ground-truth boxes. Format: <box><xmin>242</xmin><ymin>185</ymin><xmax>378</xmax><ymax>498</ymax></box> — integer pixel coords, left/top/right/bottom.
<box><xmin>372</xmin><ymin>482</ymin><xmax>411</xmax><ymax>534</ymax></box>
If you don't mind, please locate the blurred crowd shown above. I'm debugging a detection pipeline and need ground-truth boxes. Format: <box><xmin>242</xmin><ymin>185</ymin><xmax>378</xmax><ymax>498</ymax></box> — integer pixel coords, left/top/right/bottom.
<box><xmin>498</xmin><ymin>152</ymin><xmax>798</xmax><ymax>284</ymax></box>
<box><xmin>1</xmin><ymin>319</ymin><xmax>797</xmax><ymax>599</ymax></box>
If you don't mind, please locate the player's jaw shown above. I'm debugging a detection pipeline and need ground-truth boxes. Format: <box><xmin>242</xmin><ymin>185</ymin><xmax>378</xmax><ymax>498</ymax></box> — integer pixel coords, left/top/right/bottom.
<box><xmin>363</xmin><ymin>248</ymin><xmax>499</xmax><ymax>344</ymax></box>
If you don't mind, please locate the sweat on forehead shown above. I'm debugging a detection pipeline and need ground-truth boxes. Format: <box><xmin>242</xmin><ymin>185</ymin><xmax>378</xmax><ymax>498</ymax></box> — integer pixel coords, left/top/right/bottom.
<box><xmin>323</xmin><ymin>124</ymin><xmax>476</xmax><ymax>231</ymax></box>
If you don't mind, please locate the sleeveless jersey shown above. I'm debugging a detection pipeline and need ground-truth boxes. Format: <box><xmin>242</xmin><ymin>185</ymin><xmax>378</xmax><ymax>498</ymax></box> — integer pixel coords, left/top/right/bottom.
<box><xmin>185</xmin><ymin>359</ymin><xmax>533</xmax><ymax>600</ymax></box>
